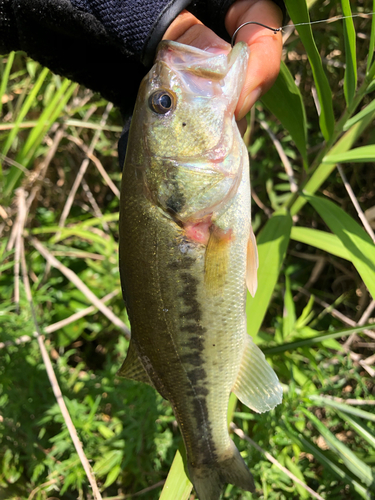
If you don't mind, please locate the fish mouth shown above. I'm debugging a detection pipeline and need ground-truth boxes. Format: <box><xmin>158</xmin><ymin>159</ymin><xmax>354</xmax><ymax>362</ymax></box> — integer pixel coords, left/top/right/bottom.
<box><xmin>155</xmin><ymin>40</ymin><xmax>249</xmax><ymax>112</ymax></box>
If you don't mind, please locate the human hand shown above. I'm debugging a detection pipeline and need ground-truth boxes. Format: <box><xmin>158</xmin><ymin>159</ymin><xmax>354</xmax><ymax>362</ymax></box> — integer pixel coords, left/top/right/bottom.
<box><xmin>163</xmin><ymin>0</ymin><xmax>283</xmax><ymax>134</ymax></box>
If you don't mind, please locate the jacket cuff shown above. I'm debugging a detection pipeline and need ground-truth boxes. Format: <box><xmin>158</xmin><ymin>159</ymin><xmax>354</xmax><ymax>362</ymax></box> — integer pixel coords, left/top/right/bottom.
<box><xmin>0</xmin><ymin>0</ymin><xmax>21</xmax><ymax>53</ymax></box>
<box><xmin>141</xmin><ymin>0</ymin><xmax>192</xmax><ymax>66</ymax></box>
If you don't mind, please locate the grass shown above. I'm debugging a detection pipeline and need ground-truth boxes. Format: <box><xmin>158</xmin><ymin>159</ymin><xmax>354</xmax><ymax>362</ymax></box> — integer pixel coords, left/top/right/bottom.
<box><xmin>1</xmin><ymin>0</ymin><xmax>375</xmax><ymax>499</ymax></box>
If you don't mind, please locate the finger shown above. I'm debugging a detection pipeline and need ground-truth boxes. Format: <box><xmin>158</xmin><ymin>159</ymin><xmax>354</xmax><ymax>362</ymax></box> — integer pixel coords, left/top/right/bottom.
<box><xmin>226</xmin><ymin>0</ymin><xmax>283</xmax><ymax>120</ymax></box>
<box><xmin>163</xmin><ymin>10</ymin><xmax>230</xmax><ymax>54</ymax></box>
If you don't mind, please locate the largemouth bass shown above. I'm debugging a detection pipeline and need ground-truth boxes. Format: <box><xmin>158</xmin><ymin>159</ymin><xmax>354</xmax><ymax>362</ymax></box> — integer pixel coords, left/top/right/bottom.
<box><xmin>119</xmin><ymin>40</ymin><xmax>282</xmax><ymax>500</ymax></box>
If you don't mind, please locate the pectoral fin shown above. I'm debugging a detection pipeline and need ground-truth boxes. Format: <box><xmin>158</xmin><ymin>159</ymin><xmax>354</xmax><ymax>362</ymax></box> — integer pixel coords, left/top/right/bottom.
<box><xmin>246</xmin><ymin>227</ymin><xmax>258</xmax><ymax>297</ymax></box>
<box><xmin>117</xmin><ymin>340</ymin><xmax>154</xmax><ymax>387</ymax></box>
<box><xmin>232</xmin><ymin>335</ymin><xmax>283</xmax><ymax>413</ymax></box>
<box><xmin>204</xmin><ymin>225</ymin><xmax>232</xmax><ymax>293</ymax></box>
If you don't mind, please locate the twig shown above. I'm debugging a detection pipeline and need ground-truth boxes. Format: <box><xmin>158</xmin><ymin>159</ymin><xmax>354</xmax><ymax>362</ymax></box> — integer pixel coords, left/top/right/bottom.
<box><xmin>29</xmin><ymin>236</ymin><xmax>130</xmax><ymax>339</ymax></box>
<box><xmin>230</xmin><ymin>423</ymin><xmax>325</xmax><ymax>500</ymax></box>
<box><xmin>104</xmin><ymin>480</ymin><xmax>166</xmax><ymax>499</ymax></box>
<box><xmin>58</xmin><ymin>102</ymin><xmax>113</xmax><ymax>231</ymax></box>
<box><xmin>13</xmin><ymin>188</ymin><xmax>27</xmax><ymax>311</ymax></box>
<box><xmin>316</xmin><ymin>396</ymin><xmax>375</xmax><ymax>405</ymax></box>
<box><xmin>299</xmin><ymin>287</ymin><xmax>375</xmax><ymax>340</ymax></box>
<box><xmin>337</xmin><ymin>164</ymin><xmax>375</xmax><ymax>244</ymax></box>
<box><xmin>344</xmin><ymin>299</ymin><xmax>375</xmax><ymax>348</ymax></box>
<box><xmin>28</xmin><ymin>478</ymin><xmax>59</xmax><ymax>500</ymax></box>
<box><xmin>20</xmin><ymin>240</ymin><xmax>103</xmax><ymax>500</ymax></box>
<box><xmin>81</xmin><ymin>177</ymin><xmax>110</xmax><ymax>231</ymax></box>
<box><xmin>0</xmin><ymin>119</ymin><xmax>122</xmax><ymax>132</ymax></box>
<box><xmin>66</xmin><ymin>133</ymin><xmax>120</xmax><ymax>199</ymax></box>
<box><xmin>0</xmin><ymin>290</ymin><xmax>121</xmax><ymax>350</ymax></box>
<box><xmin>44</xmin><ymin>289</ymin><xmax>120</xmax><ymax>334</ymax></box>
<box><xmin>259</xmin><ymin>119</ymin><xmax>298</xmax><ymax>193</ymax></box>
<box><xmin>251</xmin><ymin>190</ymin><xmax>273</xmax><ymax>217</ymax></box>
<box><xmin>26</xmin><ymin>127</ymin><xmax>66</xmax><ymax>212</ymax></box>
<box><xmin>0</xmin><ymin>152</ymin><xmax>29</xmax><ymax>174</ymax></box>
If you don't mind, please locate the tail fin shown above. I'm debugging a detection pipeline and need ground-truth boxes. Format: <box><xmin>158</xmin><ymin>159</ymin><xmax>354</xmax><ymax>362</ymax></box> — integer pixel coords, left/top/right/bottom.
<box><xmin>187</xmin><ymin>440</ymin><xmax>255</xmax><ymax>500</ymax></box>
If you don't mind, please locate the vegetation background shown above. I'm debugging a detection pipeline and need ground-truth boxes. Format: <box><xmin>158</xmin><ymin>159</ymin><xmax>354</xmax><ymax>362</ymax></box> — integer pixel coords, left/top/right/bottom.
<box><xmin>0</xmin><ymin>0</ymin><xmax>375</xmax><ymax>499</ymax></box>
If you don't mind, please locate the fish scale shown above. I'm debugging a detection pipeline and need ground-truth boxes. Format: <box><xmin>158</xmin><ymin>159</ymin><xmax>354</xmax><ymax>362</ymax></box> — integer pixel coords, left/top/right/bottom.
<box><xmin>119</xmin><ymin>40</ymin><xmax>283</xmax><ymax>500</ymax></box>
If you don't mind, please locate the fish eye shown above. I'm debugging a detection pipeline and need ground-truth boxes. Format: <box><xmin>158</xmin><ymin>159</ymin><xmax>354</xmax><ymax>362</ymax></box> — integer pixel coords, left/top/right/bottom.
<box><xmin>149</xmin><ymin>90</ymin><xmax>175</xmax><ymax>114</ymax></box>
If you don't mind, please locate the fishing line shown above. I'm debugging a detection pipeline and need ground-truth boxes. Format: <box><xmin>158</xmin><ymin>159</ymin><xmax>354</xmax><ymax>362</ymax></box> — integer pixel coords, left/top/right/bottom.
<box><xmin>231</xmin><ymin>12</ymin><xmax>375</xmax><ymax>46</ymax></box>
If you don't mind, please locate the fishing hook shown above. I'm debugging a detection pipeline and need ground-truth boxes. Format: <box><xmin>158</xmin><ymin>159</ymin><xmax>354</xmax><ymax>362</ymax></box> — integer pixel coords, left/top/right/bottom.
<box><xmin>231</xmin><ymin>22</ymin><xmax>281</xmax><ymax>47</ymax></box>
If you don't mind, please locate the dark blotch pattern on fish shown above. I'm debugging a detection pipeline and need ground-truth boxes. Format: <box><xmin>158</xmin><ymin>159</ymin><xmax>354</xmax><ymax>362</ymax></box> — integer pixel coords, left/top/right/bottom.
<box><xmin>173</xmin><ymin>266</ymin><xmax>218</xmax><ymax>465</ymax></box>
<box><xmin>165</xmin><ymin>169</ymin><xmax>186</xmax><ymax>215</ymax></box>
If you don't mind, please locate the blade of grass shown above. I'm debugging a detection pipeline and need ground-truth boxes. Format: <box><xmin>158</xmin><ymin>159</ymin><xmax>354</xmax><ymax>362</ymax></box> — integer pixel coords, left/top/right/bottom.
<box><xmin>30</xmin><ymin>212</ymin><xmax>120</xmax><ymax>234</ymax></box>
<box><xmin>29</xmin><ymin>236</ymin><xmax>130</xmax><ymax>338</ymax></box>
<box><xmin>1</xmin><ymin>66</ymin><xmax>49</xmax><ymax>160</ymax></box>
<box><xmin>284</xmin><ymin>0</ymin><xmax>335</xmax><ymax>140</ymax></box>
<box><xmin>19</xmin><ymin>238</ymin><xmax>103</xmax><ymax>500</ymax></box>
<box><xmin>308</xmin><ymin>396</ymin><xmax>375</xmax><ymax>423</ymax></box>
<box><xmin>367</xmin><ymin>0</ymin><xmax>375</xmax><ymax>73</ymax></box>
<box><xmin>343</xmin><ymin>100</ymin><xmax>375</xmax><ymax>131</ymax></box>
<box><xmin>247</xmin><ymin>208</ymin><xmax>292</xmax><ymax>338</ymax></box>
<box><xmin>0</xmin><ymin>52</ymin><xmax>15</xmax><ymax>118</ymax></box>
<box><xmin>337</xmin><ymin>411</ymin><xmax>375</xmax><ymax>449</ymax></box>
<box><xmin>290</xmin><ymin>101</ymin><xmax>375</xmax><ymax>216</ymax></box>
<box><xmin>231</xmin><ymin>423</ymin><xmax>325</xmax><ymax>500</ymax></box>
<box><xmin>263</xmin><ymin>324</ymin><xmax>375</xmax><ymax>355</ymax></box>
<box><xmin>341</xmin><ymin>0</ymin><xmax>357</xmax><ymax>106</ymax></box>
<box><xmin>290</xmin><ymin>227</ymin><xmax>351</xmax><ymax>260</ymax></box>
<box><xmin>159</xmin><ymin>444</ymin><xmax>192</xmax><ymax>500</ymax></box>
<box><xmin>304</xmin><ymin>193</ymin><xmax>375</xmax><ymax>299</ymax></box>
<box><xmin>337</xmin><ymin>164</ymin><xmax>375</xmax><ymax>244</ymax></box>
<box><xmin>302</xmin><ymin>408</ymin><xmax>375</xmax><ymax>488</ymax></box>
<box><xmin>261</xmin><ymin>61</ymin><xmax>307</xmax><ymax>165</ymax></box>
<box><xmin>323</xmin><ymin>144</ymin><xmax>375</xmax><ymax>163</ymax></box>
<box><xmin>284</xmin><ymin>423</ymin><xmax>372</xmax><ymax>500</ymax></box>
<box><xmin>4</xmin><ymin>81</ymin><xmax>78</xmax><ymax>197</ymax></box>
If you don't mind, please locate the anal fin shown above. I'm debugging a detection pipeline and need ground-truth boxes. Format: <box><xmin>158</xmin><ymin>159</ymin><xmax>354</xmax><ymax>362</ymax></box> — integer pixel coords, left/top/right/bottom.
<box><xmin>246</xmin><ymin>227</ymin><xmax>258</xmax><ymax>297</ymax></box>
<box><xmin>232</xmin><ymin>335</ymin><xmax>283</xmax><ymax>413</ymax></box>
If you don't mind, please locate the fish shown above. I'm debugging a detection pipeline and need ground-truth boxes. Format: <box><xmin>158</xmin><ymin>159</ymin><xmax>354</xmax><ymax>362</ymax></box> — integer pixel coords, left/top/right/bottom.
<box><xmin>118</xmin><ymin>40</ymin><xmax>283</xmax><ymax>500</ymax></box>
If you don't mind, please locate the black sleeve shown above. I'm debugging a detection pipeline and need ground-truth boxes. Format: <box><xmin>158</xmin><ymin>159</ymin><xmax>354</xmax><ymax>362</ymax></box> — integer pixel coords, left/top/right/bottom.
<box><xmin>0</xmin><ymin>0</ymin><xmax>285</xmax><ymax>117</ymax></box>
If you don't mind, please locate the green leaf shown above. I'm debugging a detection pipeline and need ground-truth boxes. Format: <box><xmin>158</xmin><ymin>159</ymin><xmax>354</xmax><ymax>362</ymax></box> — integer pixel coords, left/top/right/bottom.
<box><xmin>283</xmin><ymin>274</ymin><xmax>296</xmax><ymax>338</ymax></box>
<box><xmin>1</xmin><ymin>66</ymin><xmax>49</xmax><ymax>160</ymax></box>
<box><xmin>284</xmin><ymin>0</ymin><xmax>335</xmax><ymax>140</ymax></box>
<box><xmin>93</xmin><ymin>449</ymin><xmax>122</xmax><ymax>476</ymax></box>
<box><xmin>159</xmin><ymin>446</ymin><xmax>192</xmax><ymax>500</ymax></box>
<box><xmin>103</xmin><ymin>464</ymin><xmax>122</xmax><ymax>488</ymax></box>
<box><xmin>343</xmin><ymin>99</ymin><xmax>375</xmax><ymax>131</ymax></box>
<box><xmin>247</xmin><ymin>209</ymin><xmax>292</xmax><ymax>338</ymax></box>
<box><xmin>0</xmin><ymin>52</ymin><xmax>15</xmax><ymax>118</ymax></box>
<box><xmin>264</xmin><ymin>324</ymin><xmax>375</xmax><ymax>355</ymax></box>
<box><xmin>341</xmin><ymin>0</ymin><xmax>357</xmax><ymax>106</ymax></box>
<box><xmin>367</xmin><ymin>0</ymin><xmax>375</xmax><ymax>73</ymax></box>
<box><xmin>323</xmin><ymin>144</ymin><xmax>375</xmax><ymax>163</ymax></box>
<box><xmin>302</xmin><ymin>408</ymin><xmax>375</xmax><ymax>488</ymax></box>
<box><xmin>284</xmin><ymin>455</ymin><xmax>309</xmax><ymax>499</ymax></box>
<box><xmin>290</xmin><ymin>227</ymin><xmax>351</xmax><ymax>260</ymax></box>
<box><xmin>309</xmin><ymin>395</ymin><xmax>375</xmax><ymax>422</ymax></box>
<box><xmin>337</xmin><ymin>411</ymin><xmax>375</xmax><ymax>449</ymax></box>
<box><xmin>291</xmin><ymin>86</ymin><xmax>375</xmax><ymax>216</ymax></box>
<box><xmin>4</xmin><ymin>80</ymin><xmax>78</xmax><ymax>196</ymax></box>
<box><xmin>284</xmin><ymin>424</ymin><xmax>372</xmax><ymax>499</ymax></box>
<box><xmin>261</xmin><ymin>61</ymin><xmax>307</xmax><ymax>164</ymax></box>
<box><xmin>304</xmin><ymin>193</ymin><xmax>375</xmax><ymax>298</ymax></box>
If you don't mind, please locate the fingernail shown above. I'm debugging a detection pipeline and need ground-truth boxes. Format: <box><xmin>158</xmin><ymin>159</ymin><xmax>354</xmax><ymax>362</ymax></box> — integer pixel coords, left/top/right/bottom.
<box><xmin>237</xmin><ymin>87</ymin><xmax>262</xmax><ymax>121</ymax></box>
